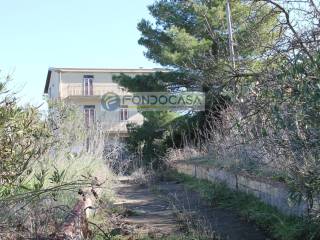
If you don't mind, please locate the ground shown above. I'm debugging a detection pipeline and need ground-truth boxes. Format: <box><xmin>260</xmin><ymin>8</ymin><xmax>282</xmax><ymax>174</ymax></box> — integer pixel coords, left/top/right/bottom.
<box><xmin>110</xmin><ymin>175</ymin><xmax>269</xmax><ymax>240</ymax></box>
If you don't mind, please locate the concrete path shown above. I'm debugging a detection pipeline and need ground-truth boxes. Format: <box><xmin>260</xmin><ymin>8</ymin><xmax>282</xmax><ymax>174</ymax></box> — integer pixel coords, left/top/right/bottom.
<box><xmin>113</xmin><ymin>176</ymin><xmax>269</xmax><ymax>240</ymax></box>
<box><xmin>113</xmin><ymin>176</ymin><xmax>181</xmax><ymax>238</ymax></box>
<box><xmin>156</xmin><ymin>180</ymin><xmax>269</xmax><ymax>240</ymax></box>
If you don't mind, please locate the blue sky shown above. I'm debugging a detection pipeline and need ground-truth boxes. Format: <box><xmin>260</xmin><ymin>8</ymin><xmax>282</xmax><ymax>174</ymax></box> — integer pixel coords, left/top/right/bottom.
<box><xmin>0</xmin><ymin>0</ymin><xmax>159</xmax><ymax>108</ymax></box>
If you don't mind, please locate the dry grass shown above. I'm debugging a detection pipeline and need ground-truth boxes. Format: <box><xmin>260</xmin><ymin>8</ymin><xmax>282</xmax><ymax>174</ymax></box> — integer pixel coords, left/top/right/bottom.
<box><xmin>0</xmin><ymin>102</ymin><xmax>121</xmax><ymax>239</ymax></box>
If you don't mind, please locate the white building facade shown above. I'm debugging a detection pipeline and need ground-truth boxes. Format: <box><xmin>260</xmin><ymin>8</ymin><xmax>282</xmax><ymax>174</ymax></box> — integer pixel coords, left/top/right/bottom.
<box><xmin>44</xmin><ymin>67</ymin><xmax>159</xmax><ymax>138</ymax></box>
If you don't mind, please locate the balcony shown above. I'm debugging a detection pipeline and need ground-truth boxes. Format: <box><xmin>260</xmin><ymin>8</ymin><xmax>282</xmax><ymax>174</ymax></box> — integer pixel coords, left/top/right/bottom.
<box><xmin>61</xmin><ymin>83</ymin><xmax>124</xmax><ymax>98</ymax></box>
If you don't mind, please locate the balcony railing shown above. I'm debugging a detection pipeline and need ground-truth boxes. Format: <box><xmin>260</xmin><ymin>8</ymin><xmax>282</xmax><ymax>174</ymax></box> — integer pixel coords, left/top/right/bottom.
<box><xmin>61</xmin><ymin>84</ymin><xmax>124</xmax><ymax>98</ymax></box>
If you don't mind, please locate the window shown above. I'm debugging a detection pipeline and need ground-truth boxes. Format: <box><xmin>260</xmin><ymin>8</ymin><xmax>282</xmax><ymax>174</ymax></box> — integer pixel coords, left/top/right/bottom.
<box><xmin>84</xmin><ymin>105</ymin><xmax>95</xmax><ymax>126</ymax></box>
<box><xmin>83</xmin><ymin>75</ymin><xmax>93</xmax><ymax>96</ymax></box>
<box><xmin>120</xmin><ymin>108</ymin><xmax>128</xmax><ymax>121</ymax></box>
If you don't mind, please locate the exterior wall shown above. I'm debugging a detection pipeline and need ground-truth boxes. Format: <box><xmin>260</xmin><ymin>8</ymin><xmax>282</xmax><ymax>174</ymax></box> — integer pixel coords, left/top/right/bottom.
<box><xmin>47</xmin><ymin>69</ymin><xmax>148</xmax><ymax>134</ymax></box>
<box><xmin>175</xmin><ymin>163</ymin><xmax>308</xmax><ymax>216</ymax></box>
<box><xmin>65</xmin><ymin>97</ymin><xmax>143</xmax><ymax>134</ymax></box>
<box><xmin>48</xmin><ymin>71</ymin><xmax>60</xmax><ymax>99</ymax></box>
<box><xmin>60</xmin><ymin>72</ymin><xmax>121</xmax><ymax>98</ymax></box>
<box><xmin>59</xmin><ymin>71</ymin><xmax>152</xmax><ymax>98</ymax></box>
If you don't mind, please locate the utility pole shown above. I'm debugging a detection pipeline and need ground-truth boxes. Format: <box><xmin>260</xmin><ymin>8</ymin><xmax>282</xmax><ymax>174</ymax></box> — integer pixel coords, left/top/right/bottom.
<box><xmin>226</xmin><ymin>0</ymin><xmax>235</xmax><ymax>69</ymax></box>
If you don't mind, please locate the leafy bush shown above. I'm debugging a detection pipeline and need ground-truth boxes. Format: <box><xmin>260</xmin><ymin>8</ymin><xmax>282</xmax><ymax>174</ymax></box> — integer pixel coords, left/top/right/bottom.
<box><xmin>0</xmin><ymin>81</ymin><xmax>114</xmax><ymax>238</ymax></box>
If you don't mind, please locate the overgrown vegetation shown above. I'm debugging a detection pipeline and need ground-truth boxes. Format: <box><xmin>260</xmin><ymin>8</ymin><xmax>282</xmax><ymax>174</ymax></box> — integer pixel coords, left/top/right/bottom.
<box><xmin>0</xmin><ymin>79</ymin><xmax>115</xmax><ymax>239</ymax></box>
<box><xmin>115</xmin><ymin>0</ymin><xmax>320</xmax><ymax>226</ymax></box>
<box><xmin>138</xmin><ymin>236</ymin><xmax>211</xmax><ymax>240</ymax></box>
<box><xmin>166</xmin><ymin>171</ymin><xmax>320</xmax><ymax>240</ymax></box>
<box><xmin>1</xmin><ymin>0</ymin><xmax>320</xmax><ymax>239</ymax></box>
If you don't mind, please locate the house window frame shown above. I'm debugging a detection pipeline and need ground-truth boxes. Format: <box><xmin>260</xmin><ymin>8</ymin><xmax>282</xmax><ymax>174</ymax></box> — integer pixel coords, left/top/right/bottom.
<box><xmin>84</xmin><ymin>105</ymin><xmax>96</xmax><ymax>126</ymax></box>
<box><xmin>83</xmin><ymin>75</ymin><xmax>94</xmax><ymax>96</ymax></box>
<box><xmin>120</xmin><ymin>107</ymin><xmax>128</xmax><ymax>121</ymax></box>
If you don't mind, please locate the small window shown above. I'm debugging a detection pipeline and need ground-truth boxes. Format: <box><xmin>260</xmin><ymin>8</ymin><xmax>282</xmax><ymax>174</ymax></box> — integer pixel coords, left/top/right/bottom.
<box><xmin>83</xmin><ymin>75</ymin><xmax>94</xmax><ymax>96</ymax></box>
<box><xmin>84</xmin><ymin>105</ymin><xmax>95</xmax><ymax>126</ymax></box>
<box><xmin>120</xmin><ymin>108</ymin><xmax>128</xmax><ymax>121</ymax></box>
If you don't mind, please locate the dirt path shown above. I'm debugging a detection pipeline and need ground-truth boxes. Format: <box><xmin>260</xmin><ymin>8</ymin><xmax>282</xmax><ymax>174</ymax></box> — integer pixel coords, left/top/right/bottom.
<box><xmin>113</xmin><ymin>176</ymin><xmax>269</xmax><ymax>240</ymax></box>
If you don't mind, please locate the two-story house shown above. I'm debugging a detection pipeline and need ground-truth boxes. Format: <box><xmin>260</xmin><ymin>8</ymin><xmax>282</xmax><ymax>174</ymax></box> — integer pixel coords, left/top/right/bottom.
<box><xmin>44</xmin><ymin>67</ymin><xmax>159</xmax><ymax>139</ymax></box>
